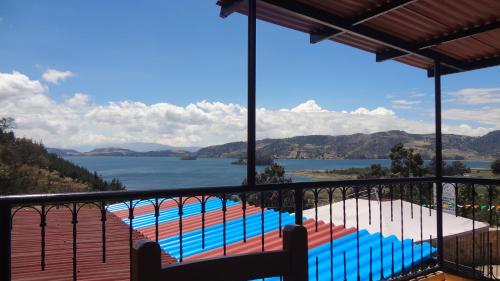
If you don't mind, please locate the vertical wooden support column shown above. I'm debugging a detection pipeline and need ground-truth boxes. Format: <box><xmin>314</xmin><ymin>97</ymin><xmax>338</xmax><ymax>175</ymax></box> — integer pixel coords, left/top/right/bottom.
<box><xmin>283</xmin><ymin>224</ymin><xmax>308</xmax><ymax>281</ymax></box>
<box><xmin>247</xmin><ymin>0</ymin><xmax>257</xmax><ymax>187</ymax></box>
<box><xmin>132</xmin><ymin>240</ymin><xmax>162</xmax><ymax>281</ymax></box>
<box><xmin>434</xmin><ymin>61</ymin><xmax>444</xmax><ymax>267</ymax></box>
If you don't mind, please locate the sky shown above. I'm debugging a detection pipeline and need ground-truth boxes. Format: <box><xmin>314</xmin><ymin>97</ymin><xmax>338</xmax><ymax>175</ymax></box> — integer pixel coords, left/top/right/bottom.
<box><xmin>0</xmin><ymin>1</ymin><xmax>499</xmax><ymax>149</ymax></box>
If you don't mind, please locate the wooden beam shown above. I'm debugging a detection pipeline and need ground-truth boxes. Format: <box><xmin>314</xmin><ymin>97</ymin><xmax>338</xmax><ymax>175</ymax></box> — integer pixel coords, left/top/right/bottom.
<box><xmin>219</xmin><ymin>0</ymin><xmax>247</xmax><ymax>18</ymax></box>
<box><xmin>427</xmin><ymin>56</ymin><xmax>500</xmax><ymax>77</ymax></box>
<box><xmin>378</xmin><ymin>20</ymin><xmax>500</xmax><ymax>62</ymax></box>
<box><xmin>310</xmin><ymin>0</ymin><xmax>418</xmax><ymax>44</ymax></box>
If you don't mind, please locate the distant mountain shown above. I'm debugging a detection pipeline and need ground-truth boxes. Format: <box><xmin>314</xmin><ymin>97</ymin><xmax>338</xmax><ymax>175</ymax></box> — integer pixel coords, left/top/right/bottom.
<box><xmin>47</xmin><ymin>148</ymin><xmax>81</xmax><ymax>156</ymax></box>
<box><xmin>48</xmin><ymin>147</ymin><xmax>192</xmax><ymax>157</ymax></box>
<box><xmin>196</xmin><ymin>130</ymin><xmax>500</xmax><ymax>160</ymax></box>
<box><xmin>68</xmin><ymin>142</ymin><xmax>200</xmax><ymax>153</ymax></box>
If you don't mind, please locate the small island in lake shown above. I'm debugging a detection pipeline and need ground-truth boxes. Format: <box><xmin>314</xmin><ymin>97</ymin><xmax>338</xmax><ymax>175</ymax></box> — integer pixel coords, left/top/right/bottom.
<box><xmin>232</xmin><ymin>154</ymin><xmax>274</xmax><ymax>166</ymax></box>
<box><xmin>180</xmin><ymin>154</ymin><xmax>197</xmax><ymax>160</ymax></box>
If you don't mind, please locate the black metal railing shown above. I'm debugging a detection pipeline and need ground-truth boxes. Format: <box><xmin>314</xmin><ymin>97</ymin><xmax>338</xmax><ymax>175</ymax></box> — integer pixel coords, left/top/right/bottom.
<box><xmin>0</xmin><ymin>177</ymin><xmax>498</xmax><ymax>281</ymax></box>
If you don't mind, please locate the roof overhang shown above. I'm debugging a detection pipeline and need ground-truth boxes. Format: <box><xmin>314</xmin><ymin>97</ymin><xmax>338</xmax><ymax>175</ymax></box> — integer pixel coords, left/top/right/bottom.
<box><xmin>218</xmin><ymin>0</ymin><xmax>500</xmax><ymax>77</ymax></box>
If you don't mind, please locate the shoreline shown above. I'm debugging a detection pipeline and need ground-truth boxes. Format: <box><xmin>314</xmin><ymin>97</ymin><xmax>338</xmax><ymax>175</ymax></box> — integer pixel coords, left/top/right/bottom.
<box><xmin>292</xmin><ymin>167</ymin><xmax>499</xmax><ymax>181</ymax></box>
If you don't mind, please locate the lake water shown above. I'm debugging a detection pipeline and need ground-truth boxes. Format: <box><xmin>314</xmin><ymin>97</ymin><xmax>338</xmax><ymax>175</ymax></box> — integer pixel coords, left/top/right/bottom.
<box><xmin>64</xmin><ymin>156</ymin><xmax>491</xmax><ymax>190</ymax></box>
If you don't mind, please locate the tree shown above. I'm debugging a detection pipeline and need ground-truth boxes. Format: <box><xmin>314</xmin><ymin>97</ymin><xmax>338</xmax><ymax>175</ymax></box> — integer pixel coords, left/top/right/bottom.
<box><xmin>0</xmin><ymin>117</ymin><xmax>15</xmax><ymax>132</ymax></box>
<box><xmin>492</xmin><ymin>159</ymin><xmax>500</xmax><ymax>175</ymax></box>
<box><xmin>389</xmin><ymin>143</ymin><xmax>425</xmax><ymax>177</ymax></box>
<box><xmin>358</xmin><ymin>164</ymin><xmax>389</xmax><ymax>179</ymax></box>
<box><xmin>447</xmin><ymin>161</ymin><xmax>470</xmax><ymax>176</ymax></box>
<box><xmin>426</xmin><ymin>158</ymin><xmax>470</xmax><ymax>176</ymax></box>
<box><xmin>242</xmin><ymin>163</ymin><xmax>295</xmax><ymax>211</ymax></box>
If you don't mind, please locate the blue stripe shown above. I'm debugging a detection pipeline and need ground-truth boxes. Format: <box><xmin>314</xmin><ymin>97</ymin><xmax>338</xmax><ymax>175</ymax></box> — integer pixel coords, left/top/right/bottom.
<box><xmin>123</xmin><ymin>198</ymin><xmax>239</xmax><ymax>229</ymax></box>
<box><xmin>159</xmin><ymin>210</ymin><xmax>295</xmax><ymax>260</ymax></box>
<box><xmin>108</xmin><ymin>199</ymin><xmax>168</xmax><ymax>212</ymax></box>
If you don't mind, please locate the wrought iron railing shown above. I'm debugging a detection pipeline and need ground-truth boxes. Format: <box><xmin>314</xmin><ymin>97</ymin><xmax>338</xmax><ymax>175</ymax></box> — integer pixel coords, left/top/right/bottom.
<box><xmin>0</xmin><ymin>177</ymin><xmax>498</xmax><ymax>281</ymax></box>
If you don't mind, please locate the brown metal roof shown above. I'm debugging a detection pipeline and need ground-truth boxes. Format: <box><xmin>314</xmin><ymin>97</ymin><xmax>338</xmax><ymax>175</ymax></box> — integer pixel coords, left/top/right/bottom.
<box><xmin>218</xmin><ymin>0</ymin><xmax>500</xmax><ymax>76</ymax></box>
<box><xmin>12</xmin><ymin>208</ymin><xmax>176</xmax><ymax>281</ymax></box>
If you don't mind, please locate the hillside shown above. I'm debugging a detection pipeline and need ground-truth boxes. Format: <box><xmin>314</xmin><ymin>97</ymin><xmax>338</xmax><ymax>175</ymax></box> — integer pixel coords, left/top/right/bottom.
<box><xmin>0</xmin><ymin>124</ymin><xmax>125</xmax><ymax>195</ymax></box>
<box><xmin>196</xmin><ymin>130</ymin><xmax>500</xmax><ymax>160</ymax></box>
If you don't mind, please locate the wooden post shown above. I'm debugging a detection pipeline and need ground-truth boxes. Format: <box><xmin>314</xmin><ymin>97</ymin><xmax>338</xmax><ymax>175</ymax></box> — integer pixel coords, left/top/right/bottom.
<box><xmin>283</xmin><ymin>224</ymin><xmax>308</xmax><ymax>281</ymax></box>
<box><xmin>132</xmin><ymin>240</ymin><xmax>161</xmax><ymax>281</ymax></box>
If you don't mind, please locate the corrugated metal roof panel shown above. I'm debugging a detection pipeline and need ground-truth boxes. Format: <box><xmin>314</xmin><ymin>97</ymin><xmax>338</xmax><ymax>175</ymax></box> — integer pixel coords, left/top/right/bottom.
<box><xmin>217</xmin><ymin>0</ymin><xmax>500</xmax><ymax>73</ymax></box>
<box><xmin>111</xmin><ymin>199</ymin><xmax>436</xmax><ymax>280</ymax></box>
<box><xmin>12</xmin><ymin>208</ymin><xmax>176</xmax><ymax>281</ymax></box>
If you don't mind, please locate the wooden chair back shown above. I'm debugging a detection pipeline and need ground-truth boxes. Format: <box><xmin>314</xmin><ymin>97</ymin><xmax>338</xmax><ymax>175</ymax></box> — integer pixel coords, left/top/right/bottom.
<box><xmin>132</xmin><ymin>224</ymin><xmax>308</xmax><ymax>281</ymax></box>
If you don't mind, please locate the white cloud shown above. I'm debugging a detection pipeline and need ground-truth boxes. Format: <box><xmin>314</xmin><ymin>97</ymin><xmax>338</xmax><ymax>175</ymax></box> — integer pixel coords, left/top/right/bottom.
<box><xmin>443</xmin><ymin>108</ymin><xmax>500</xmax><ymax>126</ymax></box>
<box><xmin>0</xmin><ymin>71</ymin><xmax>45</xmax><ymax>99</ymax></box>
<box><xmin>42</xmin><ymin>68</ymin><xmax>74</xmax><ymax>84</ymax></box>
<box><xmin>390</xmin><ymin>99</ymin><xmax>421</xmax><ymax>110</ymax></box>
<box><xmin>65</xmin><ymin>93</ymin><xmax>90</xmax><ymax>108</ymax></box>
<box><xmin>0</xmin><ymin>70</ymin><xmax>497</xmax><ymax>148</ymax></box>
<box><xmin>281</xmin><ymin>100</ymin><xmax>327</xmax><ymax>112</ymax></box>
<box><xmin>446</xmin><ymin>87</ymin><xmax>500</xmax><ymax>105</ymax></box>
<box><xmin>410</xmin><ymin>92</ymin><xmax>426</xmax><ymax>97</ymax></box>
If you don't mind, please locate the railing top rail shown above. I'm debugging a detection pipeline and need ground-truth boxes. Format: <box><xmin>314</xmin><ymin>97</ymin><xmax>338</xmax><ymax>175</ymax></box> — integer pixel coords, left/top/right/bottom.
<box><xmin>442</xmin><ymin>176</ymin><xmax>500</xmax><ymax>185</ymax></box>
<box><xmin>0</xmin><ymin>177</ymin><xmax>439</xmax><ymax>205</ymax></box>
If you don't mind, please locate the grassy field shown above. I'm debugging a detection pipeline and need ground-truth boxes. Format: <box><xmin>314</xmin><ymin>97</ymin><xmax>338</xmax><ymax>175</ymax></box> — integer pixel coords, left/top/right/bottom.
<box><xmin>292</xmin><ymin>168</ymin><xmax>500</xmax><ymax>181</ymax></box>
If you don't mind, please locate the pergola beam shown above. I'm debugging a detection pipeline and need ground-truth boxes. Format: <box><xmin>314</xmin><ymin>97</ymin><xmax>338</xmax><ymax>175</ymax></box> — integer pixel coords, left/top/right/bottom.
<box><xmin>258</xmin><ymin>0</ymin><xmax>466</xmax><ymax>71</ymax></box>
<box><xmin>310</xmin><ymin>0</ymin><xmax>417</xmax><ymax>44</ymax></box>
<box><xmin>220</xmin><ymin>0</ymin><xmax>247</xmax><ymax>18</ymax></box>
<box><xmin>378</xmin><ymin>20</ymin><xmax>500</xmax><ymax>62</ymax></box>
<box><xmin>428</xmin><ymin>55</ymin><xmax>500</xmax><ymax>77</ymax></box>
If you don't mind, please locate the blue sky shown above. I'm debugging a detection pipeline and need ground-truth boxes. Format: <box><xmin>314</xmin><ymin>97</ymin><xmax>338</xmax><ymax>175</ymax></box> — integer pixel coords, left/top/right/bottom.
<box><xmin>0</xmin><ymin>1</ymin><xmax>499</xmax><ymax>148</ymax></box>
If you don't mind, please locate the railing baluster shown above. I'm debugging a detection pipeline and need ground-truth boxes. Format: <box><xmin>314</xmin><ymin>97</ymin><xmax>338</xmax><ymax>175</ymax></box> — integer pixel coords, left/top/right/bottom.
<box><xmin>342</xmin><ymin>187</ymin><xmax>346</xmax><ymax>227</ymax></box>
<box><xmin>100</xmin><ymin>202</ymin><xmax>106</xmax><ymax>263</ymax></box>
<box><xmin>201</xmin><ymin>196</ymin><xmax>206</xmax><ymax>249</ymax></box>
<box><xmin>294</xmin><ymin>187</ymin><xmax>303</xmax><ymax>225</ymax></box>
<box><xmin>410</xmin><ymin>183</ymin><xmax>414</xmax><ymax>219</ymax></box>
<box><xmin>400</xmin><ymin>184</ymin><xmax>404</xmax><ymax>276</ymax></box>
<box><xmin>471</xmin><ymin>184</ymin><xmax>476</xmax><ymax>275</ymax></box>
<box><xmin>278</xmin><ymin>190</ymin><xmax>283</xmax><ymax>237</ymax></box>
<box><xmin>178</xmin><ymin>197</ymin><xmax>183</xmax><ymax>262</ymax></box>
<box><xmin>378</xmin><ymin>184</ymin><xmax>384</xmax><ymax>279</ymax></box>
<box><xmin>329</xmin><ymin>188</ymin><xmax>334</xmax><ymax>281</ymax></box>
<box><xmin>429</xmin><ymin>234</ymin><xmax>433</xmax><ymax>269</ymax></box>
<box><xmin>428</xmin><ymin>182</ymin><xmax>432</xmax><ymax>216</ymax></box>
<box><xmin>368</xmin><ymin>185</ymin><xmax>372</xmax><ymax>225</ymax></box>
<box><xmin>390</xmin><ymin>184</ymin><xmax>394</xmax><ymax>222</ymax></box>
<box><xmin>343</xmin><ymin>251</ymin><xmax>347</xmax><ymax>281</ymax></box>
<box><xmin>71</xmin><ymin>203</ymin><xmax>78</xmax><ymax>281</ymax></box>
<box><xmin>128</xmin><ymin>201</ymin><xmax>134</xmax><ymax>279</ymax></box>
<box><xmin>40</xmin><ymin>205</ymin><xmax>46</xmax><ymax>270</ymax></box>
<box><xmin>260</xmin><ymin>191</ymin><xmax>264</xmax><ymax>252</ymax></box>
<box><xmin>222</xmin><ymin>194</ymin><xmax>227</xmax><ymax>256</ymax></box>
<box><xmin>411</xmin><ymin>238</ymin><xmax>414</xmax><ymax>274</ymax></box>
<box><xmin>419</xmin><ymin>183</ymin><xmax>424</xmax><ymax>271</ymax></box>
<box><xmin>488</xmin><ymin>185</ymin><xmax>493</xmax><ymax>278</ymax></box>
<box><xmin>314</xmin><ymin>189</ymin><xmax>319</xmax><ymax>232</ymax></box>
<box><xmin>369</xmin><ymin>247</ymin><xmax>373</xmax><ymax>281</ymax></box>
<box><xmin>355</xmin><ymin>187</ymin><xmax>360</xmax><ymax>281</ymax></box>
<box><xmin>242</xmin><ymin>193</ymin><xmax>247</xmax><ymax>242</ymax></box>
<box><xmin>455</xmin><ymin>236</ymin><xmax>459</xmax><ymax>273</ymax></box>
<box><xmin>154</xmin><ymin>198</ymin><xmax>159</xmax><ymax>243</ymax></box>
<box><xmin>391</xmin><ymin>242</ymin><xmax>394</xmax><ymax>278</ymax></box>
<box><xmin>315</xmin><ymin>256</ymin><xmax>319</xmax><ymax>281</ymax></box>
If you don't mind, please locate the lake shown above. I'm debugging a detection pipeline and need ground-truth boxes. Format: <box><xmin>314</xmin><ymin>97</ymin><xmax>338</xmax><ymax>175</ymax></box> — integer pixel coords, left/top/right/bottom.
<box><xmin>64</xmin><ymin>157</ymin><xmax>492</xmax><ymax>190</ymax></box>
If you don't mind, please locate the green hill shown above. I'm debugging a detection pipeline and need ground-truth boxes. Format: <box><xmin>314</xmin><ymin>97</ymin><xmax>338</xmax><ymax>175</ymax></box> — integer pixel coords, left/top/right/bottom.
<box><xmin>0</xmin><ymin>118</ymin><xmax>124</xmax><ymax>195</ymax></box>
<box><xmin>196</xmin><ymin>130</ymin><xmax>500</xmax><ymax>160</ymax></box>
